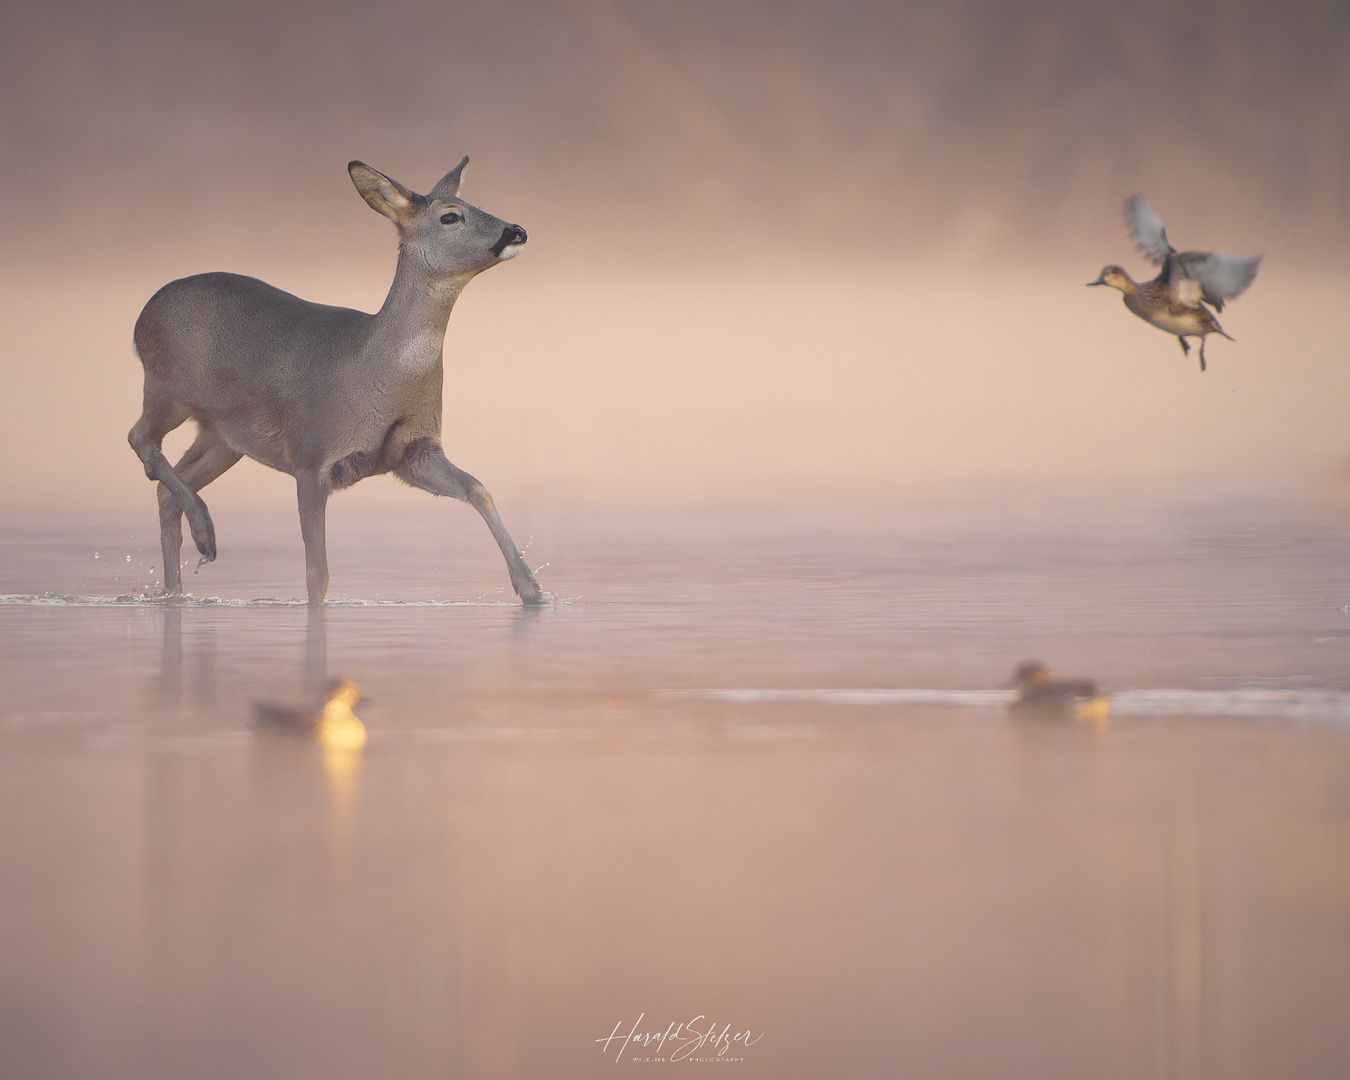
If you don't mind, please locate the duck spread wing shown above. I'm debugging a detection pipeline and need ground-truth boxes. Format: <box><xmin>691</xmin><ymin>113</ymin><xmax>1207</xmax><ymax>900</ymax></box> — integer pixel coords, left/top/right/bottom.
<box><xmin>1173</xmin><ymin>251</ymin><xmax>1261</xmax><ymax>306</ymax></box>
<box><xmin>1124</xmin><ymin>195</ymin><xmax>1174</xmax><ymax>265</ymax></box>
<box><xmin>1168</xmin><ymin>276</ymin><xmax>1205</xmax><ymax>307</ymax></box>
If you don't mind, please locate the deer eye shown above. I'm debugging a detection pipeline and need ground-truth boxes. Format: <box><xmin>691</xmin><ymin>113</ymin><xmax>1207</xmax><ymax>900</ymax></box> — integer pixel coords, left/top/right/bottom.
<box><xmin>439</xmin><ymin>210</ymin><xmax>463</xmax><ymax>225</ymax></box>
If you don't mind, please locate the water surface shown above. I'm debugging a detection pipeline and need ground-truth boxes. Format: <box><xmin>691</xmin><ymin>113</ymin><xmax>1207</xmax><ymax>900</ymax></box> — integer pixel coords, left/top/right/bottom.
<box><xmin>3</xmin><ymin>495</ymin><xmax>1350</xmax><ymax>1078</ymax></box>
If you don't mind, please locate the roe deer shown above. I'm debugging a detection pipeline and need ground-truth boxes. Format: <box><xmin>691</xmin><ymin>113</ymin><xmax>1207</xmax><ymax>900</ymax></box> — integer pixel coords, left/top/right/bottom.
<box><xmin>129</xmin><ymin>157</ymin><xmax>545</xmax><ymax>605</ymax></box>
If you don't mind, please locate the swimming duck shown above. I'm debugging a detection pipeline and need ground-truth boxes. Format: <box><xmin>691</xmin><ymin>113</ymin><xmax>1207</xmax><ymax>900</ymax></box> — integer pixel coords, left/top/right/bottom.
<box><xmin>1088</xmin><ymin>195</ymin><xmax>1260</xmax><ymax>372</ymax></box>
<box><xmin>1009</xmin><ymin>660</ymin><xmax>1110</xmax><ymax>727</ymax></box>
<box><xmin>254</xmin><ymin>676</ymin><xmax>368</xmax><ymax>750</ymax></box>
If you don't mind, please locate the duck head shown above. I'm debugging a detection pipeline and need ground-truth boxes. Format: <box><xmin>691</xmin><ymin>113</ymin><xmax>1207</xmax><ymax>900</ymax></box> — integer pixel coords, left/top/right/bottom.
<box><xmin>1087</xmin><ymin>265</ymin><xmax>1135</xmax><ymax>292</ymax></box>
<box><xmin>1011</xmin><ymin>660</ymin><xmax>1051</xmax><ymax>694</ymax></box>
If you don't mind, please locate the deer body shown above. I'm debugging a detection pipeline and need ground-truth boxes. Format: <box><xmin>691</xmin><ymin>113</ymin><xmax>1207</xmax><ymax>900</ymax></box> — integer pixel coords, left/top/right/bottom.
<box><xmin>128</xmin><ymin>158</ymin><xmax>544</xmax><ymax>605</ymax></box>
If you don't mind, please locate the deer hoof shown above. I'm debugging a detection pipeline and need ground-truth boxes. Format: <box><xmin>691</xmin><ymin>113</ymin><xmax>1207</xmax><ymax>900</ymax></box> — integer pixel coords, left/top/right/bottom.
<box><xmin>518</xmin><ymin>579</ymin><xmax>548</xmax><ymax>605</ymax></box>
<box><xmin>187</xmin><ymin>500</ymin><xmax>217</xmax><ymax>561</ymax></box>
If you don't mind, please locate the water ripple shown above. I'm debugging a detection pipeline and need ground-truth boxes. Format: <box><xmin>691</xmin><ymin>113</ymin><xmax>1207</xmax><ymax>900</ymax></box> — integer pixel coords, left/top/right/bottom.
<box><xmin>664</xmin><ymin>687</ymin><xmax>1350</xmax><ymax>723</ymax></box>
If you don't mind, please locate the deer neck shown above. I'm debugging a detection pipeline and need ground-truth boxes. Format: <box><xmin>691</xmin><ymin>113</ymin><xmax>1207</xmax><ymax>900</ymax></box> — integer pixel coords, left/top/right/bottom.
<box><xmin>371</xmin><ymin>251</ymin><xmax>469</xmax><ymax>372</ymax></box>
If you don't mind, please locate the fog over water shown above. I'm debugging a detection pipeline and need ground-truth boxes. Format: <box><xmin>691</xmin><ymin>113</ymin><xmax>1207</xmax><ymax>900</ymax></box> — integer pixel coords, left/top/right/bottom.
<box><xmin>3</xmin><ymin>1</ymin><xmax>1350</xmax><ymax>508</ymax></box>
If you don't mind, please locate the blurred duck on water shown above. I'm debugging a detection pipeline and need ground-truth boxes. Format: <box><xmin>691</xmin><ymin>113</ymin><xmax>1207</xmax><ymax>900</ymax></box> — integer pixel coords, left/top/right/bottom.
<box><xmin>1009</xmin><ymin>660</ymin><xmax>1111</xmax><ymax>730</ymax></box>
<box><xmin>1088</xmin><ymin>195</ymin><xmax>1261</xmax><ymax>372</ymax></box>
<box><xmin>254</xmin><ymin>676</ymin><xmax>368</xmax><ymax>750</ymax></box>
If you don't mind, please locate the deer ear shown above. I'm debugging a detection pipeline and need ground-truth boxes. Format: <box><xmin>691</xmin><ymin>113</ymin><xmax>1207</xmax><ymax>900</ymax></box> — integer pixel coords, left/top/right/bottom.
<box><xmin>429</xmin><ymin>156</ymin><xmax>469</xmax><ymax>200</ymax></box>
<box><xmin>348</xmin><ymin>162</ymin><xmax>419</xmax><ymax>221</ymax></box>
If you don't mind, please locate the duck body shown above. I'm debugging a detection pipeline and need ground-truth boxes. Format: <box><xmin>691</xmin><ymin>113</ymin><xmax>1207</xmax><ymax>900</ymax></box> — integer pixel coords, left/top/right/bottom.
<box><xmin>1122</xmin><ymin>280</ymin><xmax>1227</xmax><ymax>340</ymax></box>
<box><xmin>1009</xmin><ymin>661</ymin><xmax>1111</xmax><ymax>727</ymax></box>
<box><xmin>254</xmin><ymin>676</ymin><xmax>367</xmax><ymax>750</ymax></box>
<box><xmin>1089</xmin><ymin>264</ymin><xmax>1233</xmax><ymax>372</ymax></box>
<box><xmin>1089</xmin><ymin>196</ymin><xmax>1259</xmax><ymax>372</ymax></box>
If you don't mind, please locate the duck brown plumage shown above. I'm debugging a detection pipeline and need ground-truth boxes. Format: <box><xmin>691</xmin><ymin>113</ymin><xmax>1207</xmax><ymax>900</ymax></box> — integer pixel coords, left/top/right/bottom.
<box><xmin>1088</xmin><ymin>196</ymin><xmax>1260</xmax><ymax>372</ymax></box>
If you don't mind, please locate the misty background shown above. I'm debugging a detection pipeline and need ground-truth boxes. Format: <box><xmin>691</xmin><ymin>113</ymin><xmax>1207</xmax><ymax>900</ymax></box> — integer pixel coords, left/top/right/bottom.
<box><xmin>3</xmin><ymin>0</ymin><xmax>1349</xmax><ymax>514</ymax></box>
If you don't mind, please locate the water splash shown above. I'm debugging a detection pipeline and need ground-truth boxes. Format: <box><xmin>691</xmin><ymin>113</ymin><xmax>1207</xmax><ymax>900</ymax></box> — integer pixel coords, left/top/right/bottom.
<box><xmin>0</xmin><ymin>592</ymin><xmax>525</xmax><ymax>608</ymax></box>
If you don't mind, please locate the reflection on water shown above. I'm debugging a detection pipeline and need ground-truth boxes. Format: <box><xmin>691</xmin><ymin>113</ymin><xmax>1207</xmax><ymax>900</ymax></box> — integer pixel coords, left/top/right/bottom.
<box><xmin>321</xmin><ymin>739</ymin><xmax>361</xmax><ymax>878</ymax></box>
<box><xmin>2</xmin><ymin>497</ymin><xmax>1350</xmax><ymax>1078</ymax></box>
<box><xmin>305</xmin><ymin>606</ymin><xmax>326</xmax><ymax>692</ymax></box>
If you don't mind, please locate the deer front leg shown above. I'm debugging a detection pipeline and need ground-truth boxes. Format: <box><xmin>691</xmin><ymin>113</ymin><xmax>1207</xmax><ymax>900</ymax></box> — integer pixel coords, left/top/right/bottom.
<box><xmin>129</xmin><ymin>406</ymin><xmax>217</xmax><ymax>563</ymax></box>
<box><xmin>296</xmin><ymin>470</ymin><xmax>331</xmax><ymax>606</ymax></box>
<box><xmin>157</xmin><ymin>427</ymin><xmax>242</xmax><ymax>594</ymax></box>
<box><xmin>396</xmin><ymin>440</ymin><xmax>545</xmax><ymax>604</ymax></box>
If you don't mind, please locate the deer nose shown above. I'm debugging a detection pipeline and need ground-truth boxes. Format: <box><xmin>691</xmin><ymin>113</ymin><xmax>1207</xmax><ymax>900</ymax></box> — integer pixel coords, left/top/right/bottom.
<box><xmin>492</xmin><ymin>223</ymin><xmax>528</xmax><ymax>257</ymax></box>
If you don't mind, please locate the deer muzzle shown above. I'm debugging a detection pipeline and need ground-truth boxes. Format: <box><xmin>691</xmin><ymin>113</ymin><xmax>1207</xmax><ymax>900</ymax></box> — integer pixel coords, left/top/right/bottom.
<box><xmin>492</xmin><ymin>224</ymin><xmax>528</xmax><ymax>258</ymax></box>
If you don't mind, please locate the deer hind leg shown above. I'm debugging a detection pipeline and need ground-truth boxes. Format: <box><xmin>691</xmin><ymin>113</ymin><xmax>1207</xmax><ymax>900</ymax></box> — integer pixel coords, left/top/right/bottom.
<box><xmin>157</xmin><ymin>425</ymin><xmax>242</xmax><ymax>593</ymax></box>
<box><xmin>129</xmin><ymin>402</ymin><xmax>218</xmax><ymax>563</ymax></box>
<box><xmin>396</xmin><ymin>440</ymin><xmax>545</xmax><ymax>604</ymax></box>
<box><xmin>296</xmin><ymin>470</ymin><xmax>331</xmax><ymax>606</ymax></box>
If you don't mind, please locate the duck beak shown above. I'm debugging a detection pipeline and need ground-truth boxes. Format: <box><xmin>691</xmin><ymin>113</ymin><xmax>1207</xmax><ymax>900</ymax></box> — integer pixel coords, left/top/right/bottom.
<box><xmin>1086</xmin><ymin>275</ymin><xmax>1105</xmax><ymax>286</ymax></box>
